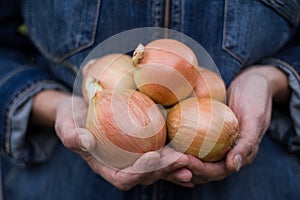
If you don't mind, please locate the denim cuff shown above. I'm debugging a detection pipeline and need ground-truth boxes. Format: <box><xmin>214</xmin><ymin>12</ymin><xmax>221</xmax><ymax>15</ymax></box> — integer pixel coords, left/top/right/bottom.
<box><xmin>261</xmin><ymin>57</ymin><xmax>300</xmax><ymax>153</ymax></box>
<box><xmin>0</xmin><ymin>65</ymin><xmax>68</xmax><ymax>163</ymax></box>
<box><xmin>12</xmin><ymin>82</ymin><xmax>69</xmax><ymax>163</ymax></box>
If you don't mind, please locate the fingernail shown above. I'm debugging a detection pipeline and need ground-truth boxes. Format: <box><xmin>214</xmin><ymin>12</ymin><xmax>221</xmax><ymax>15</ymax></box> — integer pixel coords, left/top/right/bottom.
<box><xmin>79</xmin><ymin>134</ymin><xmax>90</xmax><ymax>151</ymax></box>
<box><xmin>233</xmin><ymin>154</ymin><xmax>242</xmax><ymax>171</ymax></box>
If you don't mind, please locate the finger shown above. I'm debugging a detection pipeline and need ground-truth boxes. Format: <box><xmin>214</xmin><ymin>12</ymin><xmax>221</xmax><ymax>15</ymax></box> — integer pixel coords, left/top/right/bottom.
<box><xmin>187</xmin><ymin>155</ymin><xmax>230</xmax><ymax>184</ymax></box>
<box><xmin>225</xmin><ymin>114</ymin><xmax>265</xmax><ymax>172</ymax></box>
<box><xmin>163</xmin><ymin>167</ymin><xmax>193</xmax><ymax>183</ymax></box>
<box><xmin>225</xmin><ymin>130</ymin><xmax>260</xmax><ymax>172</ymax></box>
<box><xmin>84</xmin><ymin>155</ymin><xmax>145</xmax><ymax>191</ymax></box>
<box><xmin>109</xmin><ymin>152</ymin><xmax>161</xmax><ymax>189</ymax></box>
<box><xmin>159</xmin><ymin>146</ymin><xmax>189</xmax><ymax>170</ymax></box>
<box><xmin>131</xmin><ymin>147</ymin><xmax>190</xmax><ymax>186</ymax></box>
<box><xmin>129</xmin><ymin>148</ymin><xmax>189</xmax><ymax>186</ymax></box>
<box><xmin>71</xmin><ymin>97</ymin><xmax>89</xmax><ymax>127</ymax></box>
<box><xmin>132</xmin><ymin>147</ymin><xmax>190</xmax><ymax>186</ymax></box>
<box><xmin>126</xmin><ymin>151</ymin><xmax>161</xmax><ymax>173</ymax></box>
<box><xmin>57</xmin><ymin>126</ymin><xmax>96</xmax><ymax>153</ymax></box>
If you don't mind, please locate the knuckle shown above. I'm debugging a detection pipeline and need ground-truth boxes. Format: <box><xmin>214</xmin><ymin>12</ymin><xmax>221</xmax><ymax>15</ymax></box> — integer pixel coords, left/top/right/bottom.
<box><xmin>54</xmin><ymin>122</ymin><xmax>62</xmax><ymax>137</ymax></box>
<box><xmin>60</xmin><ymin>132</ymin><xmax>76</xmax><ymax>149</ymax></box>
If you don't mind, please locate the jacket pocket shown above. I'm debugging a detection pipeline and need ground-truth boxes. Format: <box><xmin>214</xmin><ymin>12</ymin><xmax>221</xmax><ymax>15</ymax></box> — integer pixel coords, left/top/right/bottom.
<box><xmin>222</xmin><ymin>0</ymin><xmax>294</xmax><ymax>65</ymax></box>
<box><xmin>22</xmin><ymin>0</ymin><xmax>101</xmax><ymax>63</ymax></box>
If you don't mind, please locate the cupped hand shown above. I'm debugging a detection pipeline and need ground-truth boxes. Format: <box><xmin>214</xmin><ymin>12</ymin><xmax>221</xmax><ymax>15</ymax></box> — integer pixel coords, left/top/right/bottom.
<box><xmin>225</xmin><ymin>65</ymin><xmax>290</xmax><ymax>171</ymax></box>
<box><xmin>54</xmin><ymin>96</ymin><xmax>192</xmax><ymax>190</ymax></box>
<box><xmin>185</xmin><ymin>65</ymin><xmax>290</xmax><ymax>184</ymax></box>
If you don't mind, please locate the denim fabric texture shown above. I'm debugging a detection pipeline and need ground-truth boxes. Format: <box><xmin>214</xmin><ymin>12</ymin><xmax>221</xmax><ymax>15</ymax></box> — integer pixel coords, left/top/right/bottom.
<box><xmin>1</xmin><ymin>0</ymin><xmax>300</xmax><ymax>199</ymax></box>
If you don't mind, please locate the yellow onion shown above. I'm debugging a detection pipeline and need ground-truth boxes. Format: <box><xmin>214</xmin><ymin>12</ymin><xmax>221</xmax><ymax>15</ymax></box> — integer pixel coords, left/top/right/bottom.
<box><xmin>85</xmin><ymin>80</ymin><xmax>166</xmax><ymax>169</ymax></box>
<box><xmin>167</xmin><ymin>97</ymin><xmax>239</xmax><ymax>162</ymax></box>
<box><xmin>82</xmin><ymin>53</ymin><xmax>136</xmax><ymax>102</ymax></box>
<box><xmin>132</xmin><ymin>39</ymin><xmax>199</xmax><ymax>106</ymax></box>
<box><xmin>191</xmin><ymin>67</ymin><xmax>227</xmax><ymax>103</ymax></box>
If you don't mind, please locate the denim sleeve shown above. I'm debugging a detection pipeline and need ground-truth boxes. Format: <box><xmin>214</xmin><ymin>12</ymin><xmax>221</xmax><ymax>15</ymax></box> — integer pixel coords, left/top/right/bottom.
<box><xmin>0</xmin><ymin>49</ymin><xmax>67</xmax><ymax>163</ymax></box>
<box><xmin>260</xmin><ymin>36</ymin><xmax>300</xmax><ymax>153</ymax></box>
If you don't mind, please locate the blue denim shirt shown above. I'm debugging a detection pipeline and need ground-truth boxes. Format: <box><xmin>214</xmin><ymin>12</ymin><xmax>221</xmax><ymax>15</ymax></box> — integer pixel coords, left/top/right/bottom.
<box><xmin>1</xmin><ymin>0</ymin><xmax>300</xmax><ymax>163</ymax></box>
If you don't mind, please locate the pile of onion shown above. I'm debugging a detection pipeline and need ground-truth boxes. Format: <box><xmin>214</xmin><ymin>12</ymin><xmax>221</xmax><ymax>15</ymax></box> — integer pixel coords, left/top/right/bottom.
<box><xmin>82</xmin><ymin>39</ymin><xmax>239</xmax><ymax>167</ymax></box>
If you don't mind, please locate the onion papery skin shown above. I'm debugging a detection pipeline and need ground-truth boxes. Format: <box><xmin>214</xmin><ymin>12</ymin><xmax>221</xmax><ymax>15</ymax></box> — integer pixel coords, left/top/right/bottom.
<box><xmin>82</xmin><ymin>53</ymin><xmax>136</xmax><ymax>103</ymax></box>
<box><xmin>167</xmin><ymin>97</ymin><xmax>239</xmax><ymax>162</ymax></box>
<box><xmin>191</xmin><ymin>67</ymin><xmax>227</xmax><ymax>103</ymax></box>
<box><xmin>86</xmin><ymin>89</ymin><xmax>166</xmax><ymax>169</ymax></box>
<box><xmin>133</xmin><ymin>39</ymin><xmax>199</xmax><ymax>106</ymax></box>
<box><xmin>144</xmin><ymin>39</ymin><xmax>198</xmax><ymax>67</ymax></box>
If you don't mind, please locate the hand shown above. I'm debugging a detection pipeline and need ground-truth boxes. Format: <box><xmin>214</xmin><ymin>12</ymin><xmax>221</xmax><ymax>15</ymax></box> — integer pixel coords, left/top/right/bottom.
<box><xmin>187</xmin><ymin>67</ymin><xmax>272</xmax><ymax>184</ymax></box>
<box><xmin>224</xmin><ymin>65</ymin><xmax>290</xmax><ymax>171</ymax></box>
<box><xmin>54</xmin><ymin>96</ymin><xmax>193</xmax><ymax>190</ymax></box>
<box><xmin>184</xmin><ymin>65</ymin><xmax>290</xmax><ymax>185</ymax></box>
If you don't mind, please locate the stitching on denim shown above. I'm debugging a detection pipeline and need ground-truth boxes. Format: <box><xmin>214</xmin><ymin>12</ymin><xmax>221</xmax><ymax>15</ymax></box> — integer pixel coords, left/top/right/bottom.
<box><xmin>5</xmin><ymin>80</ymin><xmax>63</xmax><ymax>155</ymax></box>
<box><xmin>151</xmin><ymin>0</ymin><xmax>163</xmax><ymax>27</ymax></box>
<box><xmin>0</xmin><ymin>65</ymin><xmax>33</xmax><ymax>88</ymax></box>
<box><xmin>0</xmin><ymin>64</ymin><xmax>35</xmax><ymax>154</ymax></box>
<box><xmin>55</xmin><ymin>60</ymin><xmax>79</xmax><ymax>75</ymax></box>
<box><xmin>180</xmin><ymin>0</ymin><xmax>185</xmax><ymax>33</ymax></box>
<box><xmin>169</xmin><ymin>0</ymin><xmax>183</xmax><ymax>32</ymax></box>
<box><xmin>289</xmin><ymin>155</ymin><xmax>300</xmax><ymax>187</ymax></box>
<box><xmin>54</xmin><ymin>0</ymin><xmax>102</xmax><ymax>63</ymax></box>
<box><xmin>222</xmin><ymin>0</ymin><xmax>246</xmax><ymax>66</ymax></box>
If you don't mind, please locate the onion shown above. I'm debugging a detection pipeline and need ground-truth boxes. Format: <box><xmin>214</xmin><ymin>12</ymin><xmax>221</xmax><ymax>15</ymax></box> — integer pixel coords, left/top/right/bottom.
<box><xmin>85</xmin><ymin>81</ymin><xmax>166</xmax><ymax>169</ymax></box>
<box><xmin>82</xmin><ymin>53</ymin><xmax>136</xmax><ymax>102</ymax></box>
<box><xmin>132</xmin><ymin>39</ymin><xmax>199</xmax><ymax>106</ymax></box>
<box><xmin>191</xmin><ymin>67</ymin><xmax>227</xmax><ymax>103</ymax></box>
<box><xmin>167</xmin><ymin>97</ymin><xmax>239</xmax><ymax>162</ymax></box>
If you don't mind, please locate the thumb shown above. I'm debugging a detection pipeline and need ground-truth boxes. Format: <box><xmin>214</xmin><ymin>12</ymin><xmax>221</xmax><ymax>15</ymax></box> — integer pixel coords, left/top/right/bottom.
<box><xmin>77</xmin><ymin>128</ymin><xmax>96</xmax><ymax>152</ymax></box>
<box><xmin>60</xmin><ymin>127</ymin><xmax>96</xmax><ymax>153</ymax></box>
<box><xmin>225</xmin><ymin>123</ymin><xmax>261</xmax><ymax>172</ymax></box>
<box><xmin>126</xmin><ymin>151</ymin><xmax>161</xmax><ymax>173</ymax></box>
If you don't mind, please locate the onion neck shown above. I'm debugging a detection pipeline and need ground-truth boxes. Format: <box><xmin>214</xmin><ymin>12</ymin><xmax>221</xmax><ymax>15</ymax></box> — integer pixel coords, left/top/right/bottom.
<box><xmin>132</xmin><ymin>44</ymin><xmax>144</xmax><ymax>66</ymax></box>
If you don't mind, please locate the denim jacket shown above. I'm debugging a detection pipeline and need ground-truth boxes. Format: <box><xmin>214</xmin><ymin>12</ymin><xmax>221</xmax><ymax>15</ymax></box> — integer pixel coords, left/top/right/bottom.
<box><xmin>1</xmin><ymin>0</ymin><xmax>300</xmax><ymax>163</ymax></box>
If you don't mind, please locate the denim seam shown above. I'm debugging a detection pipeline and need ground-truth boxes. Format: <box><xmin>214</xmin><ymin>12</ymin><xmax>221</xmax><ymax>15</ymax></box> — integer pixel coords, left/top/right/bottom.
<box><xmin>0</xmin><ymin>65</ymin><xmax>33</xmax><ymax>87</ymax></box>
<box><xmin>180</xmin><ymin>0</ymin><xmax>185</xmax><ymax>33</ymax></box>
<box><xmin>5</xmin><ymin>80</ymin><xmax>65</xmax><ymax>155</ymax></box>
<box><xmin>289</xmin><ymin>155</ymin><xmax>300</xmax><ymax>187</ymax></box>
<box><xmin>56</xmin><ymin>60</ymin><xmax>79</xmax><ymax>75</ymax></box>
<box><xmin>151</xmin><ymin>0</ymin><xmax>164</xmax><ymax>27</ymax></box>
<box><xmin>0</xmin><ymin>65</ymin><xmax>35</xmax><ymax>154</ymax></box>
<box><xmin>56</xmin><ymin>0</ymin><xmax>101</xmax><ymax>63</ymax></box>
<box><xmin>222</xmin><ymin>0</ymin><xmax>246</xmax><ymax>66</ymax></box>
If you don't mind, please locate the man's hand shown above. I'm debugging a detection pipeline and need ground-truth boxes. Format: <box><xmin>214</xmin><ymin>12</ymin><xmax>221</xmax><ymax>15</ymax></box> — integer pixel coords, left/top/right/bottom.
<box><xmin>185</xmin><ymin>65</ymin><xmax>290</xmax><ymax>184</ymax></box>
<box><xmin>225</xmin><ymin>65</ymin><xmax>290</xmax><ymax>171</ymax></box>
<box><xmin>54</xmin><ymin>96</ymin><xmax>193</xmax><ymax>190</ymax></box>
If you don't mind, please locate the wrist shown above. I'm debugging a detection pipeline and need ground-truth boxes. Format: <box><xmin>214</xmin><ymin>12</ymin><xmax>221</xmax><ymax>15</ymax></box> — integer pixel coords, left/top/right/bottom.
<box><xmin>242</xmin><ymin>65</ymin><xmax>290</xmax><ymax>103</ymax></box>
<box><xmin>31</xmin><ymin>90</ymin><xmax>71</xmax><ymax>127</ymax></box>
